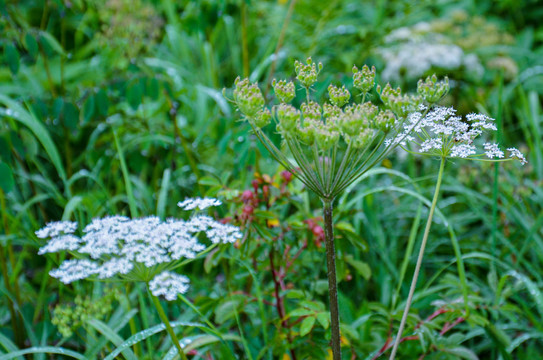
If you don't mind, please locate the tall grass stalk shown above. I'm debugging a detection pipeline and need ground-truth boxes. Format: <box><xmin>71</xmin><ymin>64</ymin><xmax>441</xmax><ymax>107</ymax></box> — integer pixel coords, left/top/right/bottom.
<box><xmin>389</xmin><ymin>156</ymin><xmax>446</xmax><ymax>360</ymax></box>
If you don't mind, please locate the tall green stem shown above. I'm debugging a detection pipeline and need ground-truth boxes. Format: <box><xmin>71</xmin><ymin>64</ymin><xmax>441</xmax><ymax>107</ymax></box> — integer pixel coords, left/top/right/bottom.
<box><xmin>323</xmin><ymin>198</ymin><xmax>341</xmax><ymax>360</ymax></box>
<box><xmin>389</xmin><ymin>157</ymin><xmax>446</xmax><ymax>360</ymax></box>
<box><xmin>150</xmin><ymin>294</ymin><xmax>189</xmax><ymax>360</ymax></box>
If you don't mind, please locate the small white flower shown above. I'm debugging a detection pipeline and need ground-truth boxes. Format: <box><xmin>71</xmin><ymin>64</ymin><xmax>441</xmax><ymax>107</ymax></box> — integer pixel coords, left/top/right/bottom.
<box><xmin>38</xmin><ymin>234</ymin><xmax>82</xmax><ymax>255</ymax></box>
<box><xmin>483</xmin><ymin>143</ymin><xmax>504</xmax><ymax>159</ymax></box>
<box><xmin>149</xmin><ymin>271</ymin><xmax>190</xmax><ymax>301</ymax></box>
<box><xmin>35</xmin><ymin>221</ymin><xmax>77</xmax><ymax>239</ymax></box>
<box><xmin>450</xmin><ymin>144</ymin><xmax>476</xmax><ymax>158</ymax></box>
<box><xmin>97</xmin><ymin>257</ymin><xmax>134</xmax><ymax>279</ymax></box>
<box><xmin>507</xmin><ymin>147</ymin><xmax>527</xmax><ymax>165</ymax></box>
<box><xmin>420</xmin><ymin>138</ymin><xmax>443</xmax><ymax>153</ymax></box>
<box><xmin>177</xmin><ymin>197</ymin><xmax>222</xmax><ymax>211</ymax></box>
<box><xmin>49</xmin><ymin>259</ymin><xmax>99</xmax><ymax>284</ymax></box>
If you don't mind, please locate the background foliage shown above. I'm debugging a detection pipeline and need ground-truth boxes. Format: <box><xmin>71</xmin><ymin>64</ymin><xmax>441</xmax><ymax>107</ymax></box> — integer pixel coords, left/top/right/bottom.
<box><xmin>1</xmin><ymin>0</ymin><xmax>542</xmax><ymax>358</ymax></box>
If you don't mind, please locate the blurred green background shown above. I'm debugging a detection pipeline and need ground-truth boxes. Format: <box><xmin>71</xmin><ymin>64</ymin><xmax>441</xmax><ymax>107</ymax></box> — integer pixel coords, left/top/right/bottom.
<box><xmin>1</xmin><ymin>0</ymin><xmax>543</xmax><ymax>358</ymax></box>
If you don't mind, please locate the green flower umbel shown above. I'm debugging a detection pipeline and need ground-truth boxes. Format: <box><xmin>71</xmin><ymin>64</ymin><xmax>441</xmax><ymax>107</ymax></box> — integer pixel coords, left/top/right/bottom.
<box><xmin>229</xmin><ymin>58</ymin><xmax>434</xmax><ymax>200</ymax></box>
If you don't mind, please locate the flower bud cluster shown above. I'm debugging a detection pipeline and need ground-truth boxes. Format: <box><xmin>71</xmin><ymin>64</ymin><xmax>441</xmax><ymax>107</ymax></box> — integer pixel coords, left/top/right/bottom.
<box><xmin>233</xmin><ymin>77</ymin><xmax>265</xmax><ymax>119</ymax></box>
<box><xmin>328</xmin><ymin>85</ymin><xmax>351</xmax><ymax>107</ymax></box>
<box><xmin>353</xmin><ymin>65</ymin><xmax>376</xmax><ymax>93</ymax></box>
<box><xmin>276</xmin><ymin>104</ymin><xmax>301</xmax><ymax>133</ymax></box>
<box><xmin>52</xmin><ymin>291</ymin><xmax>118</xmax><ymax>338</ymax></box>
<box><xmin>417</xmin><ymin>74</ymin><xmax>449</xmax><ymax>103</ymax></box>
<box><xmin>379</xmin><ymin>83</ymin><xmax>421</xmax><ymax>118</ymax></box>
<box><xmin>294</xmin><ymin>57</ymin><xmax>322</xmax><ymax>88</ymax></box>
<box><xmin>272</xmin><ymin>79</ymin><xmax>295</xmax><ymax>103</ymax></box>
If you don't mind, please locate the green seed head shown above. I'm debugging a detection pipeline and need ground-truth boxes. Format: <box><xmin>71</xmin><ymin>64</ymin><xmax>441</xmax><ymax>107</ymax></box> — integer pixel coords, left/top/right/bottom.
<box><xmin>374</xmin><ymin>109</ymin><xmax>396</xmax><ymax>132</ymax></box>
<box><xmin>295</xmin><ymin>57</ymin><xmax>323</xmax><ymax>88</ymax></box>
<box><xmin>276</xmin><ymin>103</ymin><xmax>301</xmax><ymax>134</ymax></box>
<box><xmin>379</xmin><ymin>83</ymin><xmax>421</xmax><ymax>118</ymax></box>
<box><xmin>417</xmin><ymin>75</ymin><xmax>449</xmax><ymax>103</ymax></box>
<box><xmin>323</xmin><ymin>103</ymin><xmax>342</xmax><ymax>119</ymax></box>
<box><xmin>254</xmin><ymin>107</ymin><xmax>271</xmax><ymax>128</ymax></box>
<box><xmin>301</xmin><ymin>101</ymin><xmax>322</xmax><ymax>123</ymax></box>
<box><xmin>233</xmin><ymin>77</ymin><xmax>265</xmax><ymax>119</ymax></box>
<box><xmin>328</xmin><ymin>84</ymin><xmax>351</xmax><ymax>107</ymax></box>
<box><xmin>315</xmin><ymin>125</ymin><xmax>340</xmax><ymax>151</ymax></box>
<box><xmin>347</xmin><ymin>129</ymin><xmax>374</xmax><ymax>149</ymax></box>
<box><xmin>297</xmin><ymin>123</ymin><xmax>317</xmax><ymax>145</ymax></box>
<box><xmin>272</xmin><ymin>79</ymin><xmax>296</xmax><ymax>103</ymax></box>
<box><xmin>353</xmin><ymin>65</ymin><xmax>376</xmax><ymax>93</ymax></box>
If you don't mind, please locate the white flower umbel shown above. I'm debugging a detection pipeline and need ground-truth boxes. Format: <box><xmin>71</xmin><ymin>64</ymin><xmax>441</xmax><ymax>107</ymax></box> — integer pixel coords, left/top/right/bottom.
<box><xmin>390</xmin><ymin>106</ymin><xmax>527</xmax><ymax>164</ymax></box>
<box><xmin>49</xmin><ymin>259</ymin><xmax>100</xmax><ymax>284</ymax></box>
<box><xmin>35</xmin><ymin>221</ymin><xmax>77</xmax><ymax>239</ymax></box>
<box><xmin>149</xmin><ymin>271</ymin><xmax>190</xmax><ymax>301</ymax></box>
<box><xmin>177</xmin><ymin>197</ymin><xmax>222</xmax><ymax>211</ymax></box>
<box><xmin>389</xmin><ymin>107</ymin><xmax>527</xmax><ymax>360</ymax></box>
<box><xmin>36</xmin><ymin>197</ymin><xmax>240</xmax><ymax>300</ymax></box>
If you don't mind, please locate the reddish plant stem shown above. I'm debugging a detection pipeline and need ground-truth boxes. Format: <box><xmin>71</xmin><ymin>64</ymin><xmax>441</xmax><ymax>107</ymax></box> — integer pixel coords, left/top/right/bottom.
<box><xmin>372</xmin><ymin>308</ymin><xmax>463</xmax><ymax>359</ymax></box>
<box><xmin>269</xmin><ymin>249</ymin><xmax>297</xmax><ymax>360</ymax></box>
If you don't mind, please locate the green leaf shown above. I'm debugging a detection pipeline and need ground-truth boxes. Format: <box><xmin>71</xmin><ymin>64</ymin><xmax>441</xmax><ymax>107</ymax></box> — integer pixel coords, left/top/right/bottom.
<box><xmin>288</xmin><ymin>308</ymin><xmax>314</xmax><ymax>317</ymax></box>
<box><xmin>5</xmin><ymin>44</ymin><xmax>20</xmax><ymax>75</ymax></box>
<box><xmin>63</xmin><ymin>102</ymin><xmax>79</xmax><ymax>130</ymax></box>
<box><xmin>95</xmin><ymin>89</ymin><xmax>109</xmax><ymax>117</ymax></box>
<box><xmin>83</xmin><ymin>95</ymin><xmax>95</xmax><ymax>124</ymax></box>
<box><xmin>103</xmin><ymin>321</ymin><xmax>211</xmax><ymax>360</ymax></box>
<box><xmin>38</xmin><ymin>31</ymin><xmax>65</xmax><ymax>56</ymax></box>
<box><xmin>62</xmin><ymin>196</ymin><xmax>83</xmax><ymax>220</ymax></box>
<box><xmin>0</xmin><ymin>346</ymin><xmax>85</xmax><ymax>360</ymax></box>
<box><xmin>316</xmin><ymin>312</ymin><xmax>330</xmax><ymax>329</ymax></box>
<box><xmin>148</xmin><ymin>78</ymin><xmax>160</xmax><ymax>100</ymax></box>
<box><xmin>127</xmin><ymin>82</ymin><xmax>143</xmax><ymax>110</ymax></box>
<box><xmin>24</xmin><ymin>33</ymin><xmax>38</xmax><ymax>59</ymax></box>
<box><xmin>0</xmin><ymin>95</ymin><xmax>66</xmax><ymax>182</ymax></box>
<box><xmin>198</xmin><ymin>176</ymin><xmax>221</xmax><ymax>186</ymax></box>
<box><xmin>344</xmin><ymin>255</ymin><xmax>372</xmax><ymax>280</ymax></box>
<box><xmin>86</xmin><ymin>319</ymin><xmax>137</xmax><ymax>360</ymax></box>
<box><xmin>443</xmin><ymin>346</ymin><xmax>479</xmax><ymax>360</ymax></box>
<box><xmin>214</xmin><ymin>298</ymin><xmax>242</xmax><ymax>325</ymax></box>
<box><xmin>299</xmin><ymin>316</ymin><xmax>316</xmax><ymax>337</ymax></box>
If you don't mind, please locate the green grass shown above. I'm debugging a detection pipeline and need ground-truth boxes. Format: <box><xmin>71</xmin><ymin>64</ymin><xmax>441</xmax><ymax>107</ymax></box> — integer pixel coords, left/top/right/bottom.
<box><xmin>0</xmin><ymin>0</ymin><xmax>542</xmax><ymax>358</ymax></box>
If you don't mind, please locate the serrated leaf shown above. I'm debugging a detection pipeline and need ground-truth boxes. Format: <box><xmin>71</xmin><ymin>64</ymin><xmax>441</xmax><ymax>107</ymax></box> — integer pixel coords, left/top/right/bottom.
<box><xmin>300</xmin><ymin>316</ymin><xmax>316</xmax><ymax>337</ymax></box>
<box><xmin>0</xmin><ymin>162</ymin><xmax>14</xmax><ymax>193</ymax></box>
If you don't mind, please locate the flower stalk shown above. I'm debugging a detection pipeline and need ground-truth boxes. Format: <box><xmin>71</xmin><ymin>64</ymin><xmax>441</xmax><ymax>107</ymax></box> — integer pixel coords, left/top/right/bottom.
<box><xmin>388</xmin><ymin>156</ymin><xmax>445</xmax><ymax>360</ymax></box>
<box><xmin>151</xmin><ymin>293</ymin><xmax>189</xmax><ymax>360</ymax></box>
<box><xmin>323</xmin><ymin>198</ymin><xmax>341</xmax><ymax>360</ymax></box>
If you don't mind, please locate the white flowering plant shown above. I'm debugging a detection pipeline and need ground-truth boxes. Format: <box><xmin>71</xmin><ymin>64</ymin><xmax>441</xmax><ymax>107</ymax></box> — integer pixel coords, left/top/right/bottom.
<box><xmin>36</xmin><ymin>197</ymin><xmax>241</xmax><ymax>359</ymax></box>
<box><xmin>387</xmin><ymin>105</ymin><xmax>527</xmax><ymax>358</ymax></box>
